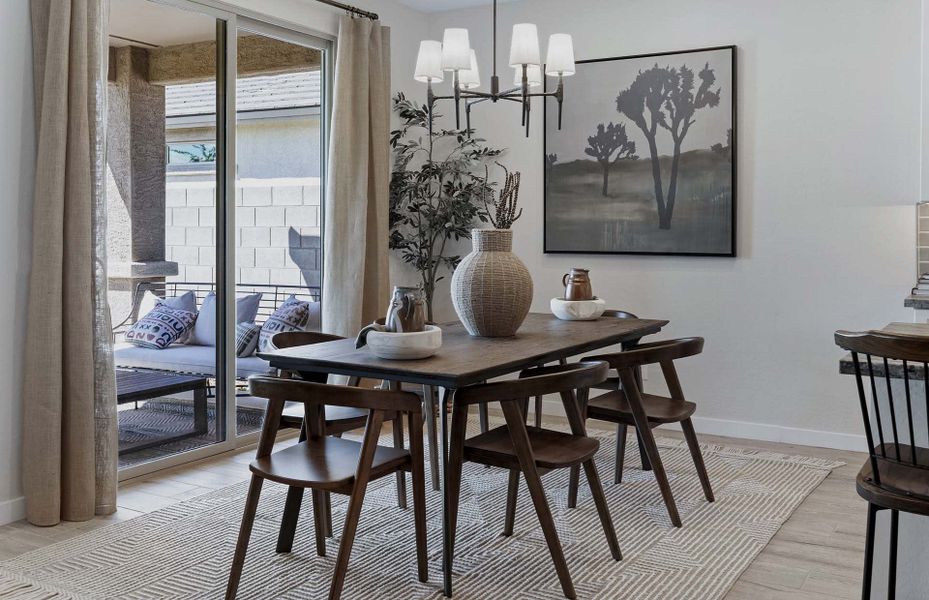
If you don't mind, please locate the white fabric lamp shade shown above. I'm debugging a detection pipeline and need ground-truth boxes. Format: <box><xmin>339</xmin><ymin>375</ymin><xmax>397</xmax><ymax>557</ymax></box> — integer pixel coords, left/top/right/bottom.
<box><xmin>441</xmin><ymin>28</ymin><xmax>472</xmax><ymax>71</ymax></box>
<box><xmin>545</xmin><ymin>33</ymin><xmax>575</xmax><ymax>76</ymax></box>
<box><xmin>513</xmin><ymin>64</ymin><xmax>542</xmax><ymax>88</ymax></box>
<box><xmin>458</xmin><ymin>50</ymin><xmax>481</xmax><ymax>90</ymax></box>
<box><xmin>509</xmin><ymin>23</ymin><xmax>541</xmax><ymax>66</ymax></box>
<box><xmin>414</xmin><ymin>40</ymin><xmax>444</xmax><ymax>82</ymax></box>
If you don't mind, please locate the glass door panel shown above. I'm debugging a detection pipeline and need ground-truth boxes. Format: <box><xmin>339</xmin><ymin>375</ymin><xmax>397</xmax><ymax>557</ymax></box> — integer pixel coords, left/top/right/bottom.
<box><xmin>106</xmin><ymin>0</ymin><xmax>228</xmax><ymax>471</ymax></box>
<box><xmin>233</xmin><ymin>25</ymin><xmax>327</xmax><ymax>435</ymax></box>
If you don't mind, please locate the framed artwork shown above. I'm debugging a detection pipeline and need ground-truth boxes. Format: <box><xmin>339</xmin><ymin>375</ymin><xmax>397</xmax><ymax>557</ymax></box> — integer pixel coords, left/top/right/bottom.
<box><xmin>544</xmin><ymin>45</ymin><xmax>736</xmax><ymax>256</ymax></box>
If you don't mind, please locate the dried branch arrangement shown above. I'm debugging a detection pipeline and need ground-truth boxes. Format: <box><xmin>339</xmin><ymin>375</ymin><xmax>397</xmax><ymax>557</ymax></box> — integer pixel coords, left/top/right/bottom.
<box><xmin>483</xmin><ymin>163</ymin><xmax>523</xmax><ymax>230</ymax></box>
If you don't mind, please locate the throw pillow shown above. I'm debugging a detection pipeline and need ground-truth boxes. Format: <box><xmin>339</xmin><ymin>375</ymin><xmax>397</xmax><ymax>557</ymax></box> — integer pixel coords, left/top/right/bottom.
<box><xmin>137</xmin><ymin>290</ymin><xmax>197</xmax><ymax>343</ymax></box>
<box><xmin>188</xmin><ymin>292</ymin><xmax>263</xmax><ymax>346</ymax></box>
<box><xmin>125</xmin><ymin>304</ymin><xmax>197</xmax><ymax>350</ymax></box>
<box><xmin>235</xmin><ymin>322</ymin><xmax>262</xmax><ymax>357</ymax></box>
<box><xmin>258</xmin><ymin>295</ymin><xmax>310</xmax><ymax>352</ymax></box>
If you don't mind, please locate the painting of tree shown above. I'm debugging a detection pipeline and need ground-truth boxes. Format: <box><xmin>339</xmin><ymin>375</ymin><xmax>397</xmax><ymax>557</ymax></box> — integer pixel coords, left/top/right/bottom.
<box><xmin>616</xmin><ymin>63</ymin><xmax>720</xmax><ymax>229</ymax></box>
<box><xmin>543</xmin><ymin>46</ymin><xmax>735</xmax><ymax>256</ymax></box>
<box><xmin>584</xmin><ymin>122</ymin><xmax>637</xmax><ymax>197</ymax></box>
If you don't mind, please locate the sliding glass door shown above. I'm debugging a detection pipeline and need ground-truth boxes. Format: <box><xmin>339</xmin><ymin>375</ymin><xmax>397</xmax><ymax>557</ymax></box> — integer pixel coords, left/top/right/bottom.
<box><xmin>105</xmin><ymin>0</ymin><xmax>331</xmax><ymax>478</ymax></box>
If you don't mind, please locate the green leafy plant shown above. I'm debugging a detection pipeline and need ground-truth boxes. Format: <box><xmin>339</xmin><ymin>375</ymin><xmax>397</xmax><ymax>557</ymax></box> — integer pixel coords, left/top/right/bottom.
<box><xmin>389</xmin><ymin>93</ymin><xmax>503</xmax><ymax>322</ymax></box>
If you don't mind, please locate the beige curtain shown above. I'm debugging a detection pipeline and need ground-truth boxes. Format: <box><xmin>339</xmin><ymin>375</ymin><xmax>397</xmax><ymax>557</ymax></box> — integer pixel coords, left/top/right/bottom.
<box><xmin>23</xmin><ymin>0</ymin><xmax>117</xmax><ymax>526</ymax></box>
<box><xmin>323</xmin><ymin>16</ymin><xmax>391</xmax><ymax>338</ymax></box>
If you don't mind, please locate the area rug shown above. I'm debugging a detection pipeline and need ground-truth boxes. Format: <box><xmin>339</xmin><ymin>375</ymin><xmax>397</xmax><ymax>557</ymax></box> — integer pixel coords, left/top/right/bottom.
<box><xmin>118</xmin><ymin>400</ymin><xmax>264</xmax><ymax>469</ymax></box>
<box><xmin>0</xmin><ymin>420</ymin><xmax>843</xmax><ymax>599</ymax></box>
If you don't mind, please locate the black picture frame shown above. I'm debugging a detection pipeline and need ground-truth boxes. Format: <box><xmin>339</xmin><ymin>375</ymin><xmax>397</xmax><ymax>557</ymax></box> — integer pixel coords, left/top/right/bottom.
<box><xmin>543</xmin><ymin>45</ymin><xmax>737</xmax><ymax>257</ymax></box>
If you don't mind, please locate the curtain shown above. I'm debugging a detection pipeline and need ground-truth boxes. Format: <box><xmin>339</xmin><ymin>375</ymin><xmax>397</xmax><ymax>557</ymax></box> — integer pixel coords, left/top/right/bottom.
<box><xmin>323</xmin><ymin>16</ymin><xmax>391</xmax><ymax>338</ymax></box>
<box><xmin>23</xmin><ymin>0</ymin><xmax>117</xmax><ymax>526</ymax></box>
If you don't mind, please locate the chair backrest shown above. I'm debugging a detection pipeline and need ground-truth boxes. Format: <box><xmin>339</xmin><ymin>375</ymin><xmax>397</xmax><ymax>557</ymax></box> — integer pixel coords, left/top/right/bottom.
<box><xmin>835</xmin><ymin>330</ymin><xmax>929</xmax><ymax>499</ymax></box>
<box><xmin>602</xmin><ymin>309</ymin><xmax>640</xmax><ymax>350</ymax></box>
<box><xmin>456</xmin><ymin>361</ymin><xmax>610</xmax><ymax>406</ymax></box>
<box><xmin>271</xmin><ymin>331</ymin><xmax>343</xmax><ymax>350</ymax></box>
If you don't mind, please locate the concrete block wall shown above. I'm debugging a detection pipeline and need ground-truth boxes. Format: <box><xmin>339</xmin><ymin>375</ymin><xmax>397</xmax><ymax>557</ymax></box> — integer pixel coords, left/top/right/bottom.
<box><xmin>165</xmin><ymin>177</ymin><xmax>321</xmax><ymax>288</ymax></box>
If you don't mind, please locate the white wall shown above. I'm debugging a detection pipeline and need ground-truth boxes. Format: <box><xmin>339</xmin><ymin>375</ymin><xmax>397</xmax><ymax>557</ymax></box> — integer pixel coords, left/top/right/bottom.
<box><xmin>0</xmin><ymin>0</ymin><xmax>35</xmax><ymax>524</ymax></box>
<box><xmin>423</xmin><ymin>0</ymin><xmax>921</xmax><ymax>448</ymax></box>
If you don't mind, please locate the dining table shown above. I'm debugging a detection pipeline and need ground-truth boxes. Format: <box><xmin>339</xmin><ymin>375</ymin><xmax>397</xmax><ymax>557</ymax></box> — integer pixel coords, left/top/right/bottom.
<box><xmin>260</xmin><ymin>312</ymin><xmax>668</xmax><ymax>596</ymax></box>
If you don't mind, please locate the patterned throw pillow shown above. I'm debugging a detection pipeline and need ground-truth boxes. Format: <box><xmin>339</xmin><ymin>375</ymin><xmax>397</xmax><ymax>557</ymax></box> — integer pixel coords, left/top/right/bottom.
<box><xmin>258</xmin><ymin>295</ymin><xmax>310</xmax><ymax>352</ymax></box>
<box><xmin>235</xmin><ymin>322</ymin><xmax>261</xmax><ymax>357</ymax></box>
<box><xmin>125</xmin><ymin>304</ymin><xmax>197</xmax><ymax>350</ymax></box>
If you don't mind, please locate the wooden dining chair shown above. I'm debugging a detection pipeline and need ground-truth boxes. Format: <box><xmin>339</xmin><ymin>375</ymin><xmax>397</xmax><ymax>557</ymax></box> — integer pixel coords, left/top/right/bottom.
<box><xmin>568</xmin><ymin>338</ymin><xmax>714</xmax><ymax>527</ymax></box>
<box><xmin>269</xmin><ymin>331</ymin><xmax>407</xmax><ymax>544</ymax></box>
<box><xmin>835</xmin><ymin>330</ymin><xmax>929</xmax><ymax>600</ymax></box>
<box><xmin>446</xmin><ymin>360</ymin><xmax>620</xmax><ymax>599</ymax></box>
<box><xmin>226</xmin><ymin>376</ymin><xmax>428</xmax><ymax>600</ymax></box>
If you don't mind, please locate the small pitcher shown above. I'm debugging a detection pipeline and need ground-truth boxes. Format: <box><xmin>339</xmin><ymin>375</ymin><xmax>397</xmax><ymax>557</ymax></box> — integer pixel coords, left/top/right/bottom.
<box><xmin>562</xmin><ymin>268</ymin><xmax>593</xmax><ymax>301</ymax></box>
<box><xmin>356</xmin><ymin>286</ymin><xmax>427</xmax><ymax>348</ymax></box>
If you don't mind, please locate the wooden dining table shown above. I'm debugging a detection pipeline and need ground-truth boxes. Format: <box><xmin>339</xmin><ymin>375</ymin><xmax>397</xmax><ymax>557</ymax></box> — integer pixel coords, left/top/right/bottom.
<box><xmin>260</xmin><ymin>312</ymin><xmax>668</xmax><ymax>596</ymax></box>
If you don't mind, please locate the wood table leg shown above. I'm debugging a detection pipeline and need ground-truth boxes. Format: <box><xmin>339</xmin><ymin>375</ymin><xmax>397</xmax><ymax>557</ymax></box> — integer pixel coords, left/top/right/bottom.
<box><xmin>388</xmin><ymin>381</ymin><xmax>408</xmax><ymax>510</ymax></box>
<box><xmin>423</xmin><ymin>385</ymin><xmax>441</xmax><ymax>491</ymax></box>
<box><xmin>439</xmin><ymin>387</ymin><xmax>456</xmax><ymax>597</ymax></box>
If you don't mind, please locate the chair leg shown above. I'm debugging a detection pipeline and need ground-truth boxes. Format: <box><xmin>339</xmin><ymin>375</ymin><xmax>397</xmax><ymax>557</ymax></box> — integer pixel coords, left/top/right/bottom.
<box><xmin>479</xmin><ymin>402</ymin><xmax>489</xmax><ymax>433</ymax></box>
<box><xmin>501</xmin><ymin>400</ymin><xmax>576</xmax><ymax>599</ymax></box>
<box><xmin>636</xmin><ymin>429</ymin><xmax>652</xmax><ymax>471</ymax></box>
<box><xmin>631</xmin><ymin>420</ymin><xmax>681</xmax><ymax>527</ymax></box>
<box><xmin>567</xmin><ymin>465</ymin><xmax>580</xmax><ymax>509</ymax></box>
<box><xmin>680</xmin><ymin>418</ymin><xmax>714</xmax><ymax>502</ymax></box>
<box><xmin>614</xmin><ymin>424</ymin><xmax>628</xmax><ymax>484</ymax></box>
<box><xmin>862</xmin><ymin>502</ymin><xmax>877</xmax><ymax>600</ymax></box>
<box><xmin>311</xmin><ymin>489</ymin><xmax>327</xmax><ymax>557</ymax></box>
<box><xmin>583</xmin><ymin>458</ymin><xmax>622</xmax><ymax>561</ymax></box>
<box><xmin>534</xmin><ymin>395</ymin><xmax>543</xmax><ymax>428</ymax></box>
<box><xmin>323</xmin><ymin>492</ymin><xmax>333</xmax><ymax>537</ymax></box>
<box><xmin>225</xmin><ymin>475</ymin><xmax>264</xmax><ymax>600</ymax></box>
<box><xmin>888</xmin><ymin>509</ymin><xmax>898</xmax><ymax>600</ymax></box>
<box><xmin>423</xmin><ymin>385</ymin><xmax>441</xmax><ymax>491</ymax></box>
<box><xmin>276</xmin><ymin>486</ymin><xmax>304</xmax><ymax>553</ymax></box>
<box><xmin>393</xmin><ymin>415</ymin><xmax>407</xmax><ymax>509</ymax></box>
<box><xmin>503</xmin><ymin>469</ymin><xmax>519</xmax><ymax>536</ymax></box>
<box><xmin>408</xmin><ymin>413</ymin><xmax>429</xmax><ymax>583</ymax></box>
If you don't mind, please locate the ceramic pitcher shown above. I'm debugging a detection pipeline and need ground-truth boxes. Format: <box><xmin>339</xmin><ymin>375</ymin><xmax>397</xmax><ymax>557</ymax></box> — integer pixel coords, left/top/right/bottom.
<box><xmin>562</xmin><ymin>268</ymin><xmax>593</xmax><ymax>301</ymax></box>
<box><xmin>385</xmin><ymin>286</ymin><xmax>426</xmax><ymax>332</ymax></box>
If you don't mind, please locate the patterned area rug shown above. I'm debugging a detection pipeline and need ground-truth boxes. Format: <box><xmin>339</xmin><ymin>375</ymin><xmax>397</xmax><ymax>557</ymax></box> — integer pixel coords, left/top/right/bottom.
<box><xmin>0</xmin><ymin>420</ymin><xmax>842</xmax><ymax>599</ymax></box>
<box><xmin>118</xmin><ymin>400</ymin><xmax>264</xmax><ymax>469</ymax></box>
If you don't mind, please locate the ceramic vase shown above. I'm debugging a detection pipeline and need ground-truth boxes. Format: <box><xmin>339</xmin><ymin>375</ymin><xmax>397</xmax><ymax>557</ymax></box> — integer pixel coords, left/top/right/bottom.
<box><xmin>451</xmin><ymin>228</ymin><xmax>533</xmax><ymax>337</ymax></box>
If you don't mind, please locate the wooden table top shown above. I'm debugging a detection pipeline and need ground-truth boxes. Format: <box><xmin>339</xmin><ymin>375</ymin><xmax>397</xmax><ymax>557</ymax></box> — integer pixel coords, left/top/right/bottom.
<box><xmin>260</xmin><ymin>313</ymin><xmax>668</xmax><ymax>388</ymax></box>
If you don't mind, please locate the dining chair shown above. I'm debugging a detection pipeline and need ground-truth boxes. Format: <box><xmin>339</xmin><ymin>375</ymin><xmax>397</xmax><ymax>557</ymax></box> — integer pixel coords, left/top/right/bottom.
<box><xmin>834</xmin><ymin>330</ymin><xmax>929</xmax><ymax>600</ymax></box>
<box><xmin>226</xmin><ymin>376</ymin><xmax>428</xmax><ymax>600</ymax></box>
<box><xmin>269</xmin><ymin>331</ymin><xmax>407</xmax><ymax>544</ymax></box>
<box><xmin>445</xmin><ymin>360</ymin><xmax>620</xmax><ymax>599</ymax></box>
<box><xmin>569</xmin><ymin>337</ymin><xmax>714</xmax><ymax>527</ymax></box>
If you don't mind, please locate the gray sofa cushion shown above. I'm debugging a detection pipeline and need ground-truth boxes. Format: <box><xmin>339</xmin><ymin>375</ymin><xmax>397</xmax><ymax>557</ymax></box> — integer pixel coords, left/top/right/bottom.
<box><xmin>114</xmin><ymin>342</ymin><xmax>274</xmax><ymax>378</ymax></box>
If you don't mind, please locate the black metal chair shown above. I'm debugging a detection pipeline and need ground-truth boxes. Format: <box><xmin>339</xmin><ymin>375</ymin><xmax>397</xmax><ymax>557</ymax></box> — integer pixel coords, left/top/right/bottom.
<box><xmin>835</xmin><ymin>330</ymin><xmax>929</xmax><ymax>600</ymax></box>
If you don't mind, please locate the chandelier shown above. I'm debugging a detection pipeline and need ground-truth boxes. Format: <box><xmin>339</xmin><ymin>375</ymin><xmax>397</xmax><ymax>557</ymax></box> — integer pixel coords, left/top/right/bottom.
<box><xmin>413</xmin><ymin>0</ymin><xmax>575</xmax><ymax>137</ymax></box>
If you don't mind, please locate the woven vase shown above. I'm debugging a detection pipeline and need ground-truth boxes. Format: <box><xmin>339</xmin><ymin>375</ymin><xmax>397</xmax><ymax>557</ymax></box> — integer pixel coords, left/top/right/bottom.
<box><xmin>451</xmin><ymin>228</ymin><xmax>533</xmax><ymax>337</ymax></box>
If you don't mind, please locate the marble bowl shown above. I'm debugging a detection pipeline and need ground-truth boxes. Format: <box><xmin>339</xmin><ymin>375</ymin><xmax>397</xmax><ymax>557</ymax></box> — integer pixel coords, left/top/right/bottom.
<box><xmin>550</xmin><ymin>297</ymin><xmax>607</xmax><ymax>321</ymax></box>
<box><xmin>365</xmin><ymin>325</ymin><xmax>443</xmax><ymax>360</ymax></box>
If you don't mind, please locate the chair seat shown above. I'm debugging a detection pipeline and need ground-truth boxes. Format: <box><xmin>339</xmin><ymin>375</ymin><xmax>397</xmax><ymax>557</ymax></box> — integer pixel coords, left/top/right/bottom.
<box><xmin>587</xmin><ymin>389</ymin><xmax>696</xmax><ymax>424</ymax></box>
<box><xmin>464</xmin><ymin>425</ymin><xmax>599</xmax><ymax>469</ymax></box>
<box><xmin>856</xmin><ymin>444</ymin><xmax>929</xmax><ymax>516</ymax></box>
<box><xmin>251</xmin><ymin>437</ymin><xmax>410</xmax><ymax>491</ymax></box>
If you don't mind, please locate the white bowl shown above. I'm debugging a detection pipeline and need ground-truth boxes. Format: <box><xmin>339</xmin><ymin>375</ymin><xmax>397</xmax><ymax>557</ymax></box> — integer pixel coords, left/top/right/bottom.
<box><xmin>550</xmin><ymin>297</ymin><xmax>607</xmax><ymax>321</ymax></box>
<box><xmin>366</xmin><ymin>325</ymin><xmax>443</xmax><ymax>360</ymax></box>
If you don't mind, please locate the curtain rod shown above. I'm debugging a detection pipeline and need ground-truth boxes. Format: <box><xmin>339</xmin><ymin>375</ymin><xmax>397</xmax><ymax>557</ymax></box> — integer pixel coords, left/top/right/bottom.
<box><xmin>314</xmin><ymin>0</ymin><xmax>379</xmax><ymax>20</ymax></box>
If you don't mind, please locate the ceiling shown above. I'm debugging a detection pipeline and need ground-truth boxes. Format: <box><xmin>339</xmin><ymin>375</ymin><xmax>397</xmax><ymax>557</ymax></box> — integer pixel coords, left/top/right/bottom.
<box><xmin>109</xmin><ymin>0</ymin><xmax>217</xmax><ymax>48</ymax></box>
<box><xmin>394</xmin><ymin>0</ymin><xmax>516</xmax><ymax>13</ymax></box>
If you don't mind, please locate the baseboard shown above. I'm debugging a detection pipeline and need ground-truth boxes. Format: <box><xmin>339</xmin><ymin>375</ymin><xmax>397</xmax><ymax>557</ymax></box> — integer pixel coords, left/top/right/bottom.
<box><xmin>0</xmin><ymin>495</ymin><xmax>25</xmax><ymax>526</ymax></box>
<box><xmin>538</xmin><ymin>399</ymin><xmax>867</xmax><ymax>453</ymax></box>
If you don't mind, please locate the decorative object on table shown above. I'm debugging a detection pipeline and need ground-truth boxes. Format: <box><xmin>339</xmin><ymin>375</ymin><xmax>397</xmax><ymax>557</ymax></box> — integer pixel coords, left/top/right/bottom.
<box><xmin>385</xmin><ymin>286</ymin><xmax>427</xmax><ymax>332</ymax></box>
<box><xmin>389</xmin><ymin>93</ymin><xmax>503</xmax><ymax>323</ymax></box>
<box><xmin>452</xmin><ymin>162</ymin><xmax>531</xmax><ymax>337</ymax></box>
<box><xmin>357</xmin><ymin>324</ymin><xmax>444</xmax><ymax>360</ymax></box>
<box><xmin>412</xmin><ymin>0</ymin><xmax>575</xmax><ymax>137</ymax></box>
<box><xmin>544</xmin><ymin>45</ymin><xmax>736</xmax><ymax>256</ymax></box>
<box><xmin>550</xmin><ymin>296</ymin><xmax>606</xmax><ymax>321</ymax></box>
<box><xmin>562</xmin><ymin>267</ymin><xmax>593</xmax><ymax>300</ymax></box>
<box><xmin>451</xmin><ymin>228</ymin><xmax>532</xmax><ymax>337</ymax></box>
<box><xmin>911</xmin><ymin>272</ymin><xmax>929</xmax><ymax>296</ymax></box>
